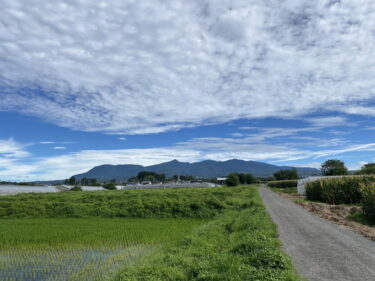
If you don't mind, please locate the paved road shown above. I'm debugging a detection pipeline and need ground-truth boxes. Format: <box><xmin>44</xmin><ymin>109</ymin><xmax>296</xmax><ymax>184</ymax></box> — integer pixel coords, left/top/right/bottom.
<box><xmin>260</xmin><ymin>187</ymin><xmax>375</xmax><ymax>281</ymax></box>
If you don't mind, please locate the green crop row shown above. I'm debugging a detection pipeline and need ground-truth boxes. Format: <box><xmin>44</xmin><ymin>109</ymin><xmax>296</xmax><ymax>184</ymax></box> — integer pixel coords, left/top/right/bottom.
<box><xmin>305</xmin><ymin>175</ymin><xmax>375</xmax><ymax>204</ymax></box>
<box><xmin>267</xmin><ymin>180</ymin><xmax>298</xmax><ymax>188</ymax></box>
<box><xmin>114</xmin><ymin>186</ymin><xmax>300</xmax><ymax>281</ymax></box>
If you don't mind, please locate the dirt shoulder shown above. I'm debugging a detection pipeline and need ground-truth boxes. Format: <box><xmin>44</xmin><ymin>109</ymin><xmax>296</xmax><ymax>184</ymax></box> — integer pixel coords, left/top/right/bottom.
<box><xmin>275</xmin><ymin>191</ymin><xmax>375</xmax><ymax>241</ymax></box>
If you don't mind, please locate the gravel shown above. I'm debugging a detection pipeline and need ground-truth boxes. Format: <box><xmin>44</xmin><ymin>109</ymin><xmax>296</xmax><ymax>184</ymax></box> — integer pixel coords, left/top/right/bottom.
<box><xmin>260</xmin><ymin>186</ymin><xmax>375</xmax><ymax>281</ymax></box>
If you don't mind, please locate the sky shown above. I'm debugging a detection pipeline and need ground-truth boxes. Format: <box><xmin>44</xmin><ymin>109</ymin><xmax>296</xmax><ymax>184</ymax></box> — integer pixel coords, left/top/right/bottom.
<box><xmin>0</xmin><ymin>0</ymin><xmax>374</xmax><ymax>181</ymax></box>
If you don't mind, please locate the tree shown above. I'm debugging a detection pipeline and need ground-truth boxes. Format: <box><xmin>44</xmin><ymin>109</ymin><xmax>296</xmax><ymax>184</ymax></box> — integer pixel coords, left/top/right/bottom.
<box><xmin>356</xmin><ymin>163</ymin><xmax>375</xmax><ymax>175</ymax></box>
<box><xmin>238</xmin><ymin>173</ymin><xmax>256</xmax><ymax>184</ymax></box>
<box><xmin>226</xmin><ymin>173</ymin><xmax>240</xmax><ymax>186</ymax></box>
<box><xmin>321</xmin><ymin>160</ymin><xmax>348</xmax><ymax>176</ymax></box>
<box><xmin>273</xmin><ymin>169</ymin><xmax>298</xmax><ymax>180</ymax></box>
<box><xmin>68</xmin><ymin>176</ymin><xmax>76</xmax><ymax>185</ymax></box>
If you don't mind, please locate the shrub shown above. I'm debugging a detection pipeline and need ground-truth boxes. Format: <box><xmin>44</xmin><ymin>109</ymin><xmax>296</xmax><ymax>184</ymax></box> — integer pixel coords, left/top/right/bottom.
<box><xmin>360</xmin><ymin>183</ymin><xmax>375</xmax><ymax>223</ymax></box>
<box><xmin>70</xmin><ymin>185</ymin><xmax>82</xmax><ymax>191</ymax></box>
<box><xmin>305</xmin><ymin>176</ymin><xmax>375</xmax><ymax>204</ymax></box>
<box><xmin>103</xmin><ymin>183</ymin><xmax>117</xmax><ymax>190</ymax></box>
<box><xmin>267</xmin><ymin>180</ymin><xmax>297</xmax><ymax>188</ymax></box>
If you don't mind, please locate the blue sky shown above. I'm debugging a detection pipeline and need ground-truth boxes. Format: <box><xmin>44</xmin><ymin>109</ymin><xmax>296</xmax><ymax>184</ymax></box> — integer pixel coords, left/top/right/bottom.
<box><xmin>0</xmin><ymin>0</ymin><xmax>374</xmax><ymax>181</ymax></box>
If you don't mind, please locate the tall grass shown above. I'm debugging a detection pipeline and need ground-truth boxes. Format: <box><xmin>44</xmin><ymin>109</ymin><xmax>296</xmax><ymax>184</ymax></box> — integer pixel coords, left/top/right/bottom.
<box><xmin>305</xmin><ymin>175</ymin><xmax>375</xmax><ymax>204</ymax></box>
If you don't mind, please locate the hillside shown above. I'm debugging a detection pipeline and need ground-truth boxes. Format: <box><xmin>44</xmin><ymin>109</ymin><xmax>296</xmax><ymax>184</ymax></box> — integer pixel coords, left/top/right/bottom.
<box><xmin>73</xmin><ymin>159</ymin><xmax>320</xmax><ymax>181</ymax></box>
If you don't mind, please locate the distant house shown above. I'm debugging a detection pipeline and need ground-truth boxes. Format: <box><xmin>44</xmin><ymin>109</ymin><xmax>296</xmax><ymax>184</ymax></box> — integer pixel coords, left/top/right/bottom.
<box><xmin>141</xmin><ymin>181</ymin><xmax>152</xmax><ymax>185</ymax></box>
<box><xmin>216</xmin><ymin>177</ymin><xmax>227</xmax><ymax>184</ymax></box>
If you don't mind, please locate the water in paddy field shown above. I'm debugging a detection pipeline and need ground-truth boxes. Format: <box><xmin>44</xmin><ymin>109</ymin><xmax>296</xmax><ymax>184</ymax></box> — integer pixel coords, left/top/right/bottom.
<box><xmin>0</xmin><ymin>245</ymin><xmax>156</xmax><ymax>281</ymax></box>
<box><xmin>0</xmin><ymin>185</ymin><xmax>59</xmax><ymax>195</ymax></box>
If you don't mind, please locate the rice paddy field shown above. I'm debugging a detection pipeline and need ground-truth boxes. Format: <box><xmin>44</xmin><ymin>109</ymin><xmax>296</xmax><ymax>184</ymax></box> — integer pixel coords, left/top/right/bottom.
<box><xmin>0</xmin><ymin>186</ymin><xmax>300</xmax><ymax>281</ymax></box>
<box><xmin>0</xmin><ymin>218</ymin><xmax>204</xmax><ymax>280</ymax></box>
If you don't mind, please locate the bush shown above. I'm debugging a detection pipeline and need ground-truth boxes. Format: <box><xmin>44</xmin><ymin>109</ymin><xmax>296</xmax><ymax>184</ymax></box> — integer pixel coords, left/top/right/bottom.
<box><xmin>360</xmin><ymin>183</ymin><xmax>375</xmax><ymax>223</ymax></box>
<box><xmin>305</xmin><ymin>176</ymin><xmax>375</xmax><ymax>204</ymax></box>
<box><xmin>70</xmin><ymin>185</ymin><xmax>82</xmax><ymax>191</ymax></box>
<box><xmin>267</xmin><ymin>180</ymin><xmax>297</xmax><ymax>188</ymax></box>
<box><xmin>103</xmin><ymin>183</ymin><xmax>117</xmax><ymax>190</ymax></box>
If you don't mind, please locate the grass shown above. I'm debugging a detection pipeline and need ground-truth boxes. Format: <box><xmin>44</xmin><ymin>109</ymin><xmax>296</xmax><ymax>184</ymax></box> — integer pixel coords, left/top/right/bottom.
<box><xmin>0</xmin><ymin>185</ymin><xmax>301</xmax><ymax>281</ymax></box>
<box><xmin>347</xmin><ymin>213</ymin><xmax>375</xmax><ymax>227</ymax></box>
<box><xmin>114</xmin><ymin>186</ymin><xmax>300</xmax><ymax>281</ymax></box>
<box><xmin>270</xmin><ymin>187</ymin><xmax>297</xmax><ymax>194</ymax></box>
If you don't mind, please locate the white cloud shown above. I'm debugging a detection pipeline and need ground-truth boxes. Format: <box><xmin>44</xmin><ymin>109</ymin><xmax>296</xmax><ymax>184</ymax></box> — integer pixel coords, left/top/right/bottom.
<box><xmin>118</xmin><ymin>137</ymin><xmax>126</xmax><ymax>141</ymax></box>
<box><xmin>0</xmin><ymin>0</ymin><xmax>374</xmax><ymax>134</ymax></box>
<box><xmin>40</xmin><ymin>141</ymin><xmax>55</xmax><ymax>144</ymax></box>
<box><xmin>306</xmin><ymin>116</ymin><xmax>349</xmax><ymax>128</ymax></box>
<box><xmin>53</xmin><ymin>146</ymin><xmax>66</xmax><ymax>150</ymax></box>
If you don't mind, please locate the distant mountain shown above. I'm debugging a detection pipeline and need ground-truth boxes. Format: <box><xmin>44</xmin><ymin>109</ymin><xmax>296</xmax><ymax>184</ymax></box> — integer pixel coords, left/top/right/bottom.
<box><xmin>73</xmin><ymin>159</ymin><xmax>320</xmax><ymax>181</ymax></box>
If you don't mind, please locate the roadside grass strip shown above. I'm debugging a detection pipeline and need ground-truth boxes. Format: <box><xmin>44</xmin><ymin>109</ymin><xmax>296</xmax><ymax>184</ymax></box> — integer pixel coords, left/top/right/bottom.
<box><xmin>115</xmin><ymin>186</ymin><xmax>300</xmax><ymax>281</ymax></box>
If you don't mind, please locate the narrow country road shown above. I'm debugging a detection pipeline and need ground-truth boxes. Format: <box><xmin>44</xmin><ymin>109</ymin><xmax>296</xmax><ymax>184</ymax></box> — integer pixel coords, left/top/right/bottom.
<box><xmin>260</xmin><ymin>187</ymin><xmax>375</xmax><ymax>281</ymax></box>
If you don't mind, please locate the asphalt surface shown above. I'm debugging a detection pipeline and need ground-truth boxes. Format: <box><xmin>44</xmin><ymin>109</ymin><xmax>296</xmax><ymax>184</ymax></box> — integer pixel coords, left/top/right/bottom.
<box><xmin>260</xmin><ymin>187</ymin><xmax>375</xmax><ymax>281</ymax></box>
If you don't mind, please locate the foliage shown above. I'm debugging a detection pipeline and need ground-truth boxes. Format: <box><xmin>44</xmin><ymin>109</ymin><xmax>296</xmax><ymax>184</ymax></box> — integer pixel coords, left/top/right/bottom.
<box><xmin>360</xmin><ymin>183</ymin><xmax>375</xmax><ymax>224</ymax></box>
<box><xmin>103</xmin><ymin>183</ymin><xmax>117</xmax><ymax>190</ymax></box>
<box><xmin>226</xmin><ymin>173</ymin><xmax>240</xmax><ymax>186</ymax></box>
<box><xmin>305</xmin><ymin>175</ymin><xmax>375</xmax><ymax>204</ymax></box>
<box><xmin>273</xmin><ymin>169</ymin><xmax>298</xmax><ymax>180</ymax></box>
<box><xmin>65</xmin><ymin>176</ymin><xmax>77</xmax><ymax>185</ymax></box>
<box><xmin>0</xmin><ymin>186</ymin><xmax>249</xmax><ymax>219</ymax></box>
<box><xmin>238</xmin><ymin>173</ymin><xmax>256</xmax><ymax>184</ymax></box>
<box><xmin>70</xmin><ymin>185</ymin><xmax>82</xmax><ymax>191</ymax></box>
<box><xmin>136</xmin><ymin>171</ymin><xmax>166</xmax><ymax>182</ymax></box>
<box><xmin>267</xmin><ymin>180</ymin><xmax>298</xmax><ymax>189</ymax></box>
<box><xmin>320</xmin><ymin>160</ymin><xmax>348</xmax><ymax>176</ymax></box>
<box><xmin>80</xmin><ymin>177</ymin><xmax>99</xmax><ymax>186</ymax></box>
<box><xmin>356</xmin><ymin>163</ymin><xmax>375</xmax><ymax>175</ymax></box>
<box><xmin>115</xmin><ymin>186</ymin><xmax>299</xmax><ymax>281</ymax></box>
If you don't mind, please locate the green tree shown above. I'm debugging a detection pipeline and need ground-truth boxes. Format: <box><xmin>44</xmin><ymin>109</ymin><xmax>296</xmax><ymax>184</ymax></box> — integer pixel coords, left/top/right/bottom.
<box><xmin>356</xmin><ymin>163</ymin><xmax>375</xmax><ymax>175</ymax></box>
<box><xmin>226</xmin><ymin>173</ymin><xmax>240</xmax><ymax>186</ymax></box>
<box><xmin>68</xmin><ymin>176</ymin><xmax>76</xmax><ymax>185</ymax></box>
<box><xmin>273</xmin><ymin>169</ymin><xmax>298</xmax><ymax>180</ymax></box>
<box><xmin>238</xmin><ymin>173</ymin><xmax>255</xmax><ymax>184</ymax></box>
<box><xmin>321</xmin><ymin>160</ymin><xmax>348</xmax><ymax>176</ymax></box>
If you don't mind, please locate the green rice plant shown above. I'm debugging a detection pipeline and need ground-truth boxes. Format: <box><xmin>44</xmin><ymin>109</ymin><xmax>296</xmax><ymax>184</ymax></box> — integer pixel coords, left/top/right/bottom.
<box><xmin>305</xmin><ymin>175</ymin><xmax>375</xmax><ymax>204</ymax></box>
<box><xmin>267</xmin><ymin>180</ymin><xmax>297</xmax><ymax>188</ymax></box>
<box><xmin>360</xmin><ymin>182</ymin><xmax>375</xmax><ymax>223</ymax></box>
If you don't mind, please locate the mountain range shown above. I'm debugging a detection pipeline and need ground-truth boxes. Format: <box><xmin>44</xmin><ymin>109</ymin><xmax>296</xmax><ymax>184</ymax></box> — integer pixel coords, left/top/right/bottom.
<box><xmin>73</xmin><ymin>159</ymin><xmax>321</xmax><ymax>181</ymax></box>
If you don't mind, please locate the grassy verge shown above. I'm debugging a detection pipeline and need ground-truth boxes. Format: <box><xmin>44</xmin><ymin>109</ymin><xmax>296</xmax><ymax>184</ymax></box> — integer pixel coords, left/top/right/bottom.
<box><xmin>114</xmin><ymin>186</ymin><xmax>300</xmax><ymax>281</ymax></box>
<box><xmin>270</xmin><ymin>187</ymin><xmax>298</xmax><ymax>194</ymax></box>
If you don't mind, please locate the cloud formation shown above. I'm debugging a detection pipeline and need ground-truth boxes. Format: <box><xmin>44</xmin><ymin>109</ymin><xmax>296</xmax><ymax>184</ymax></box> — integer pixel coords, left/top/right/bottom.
<box><xmin>0</xmin><ymin>0</ymin><xmax>374</xmax><ymax>134</ymax></box>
